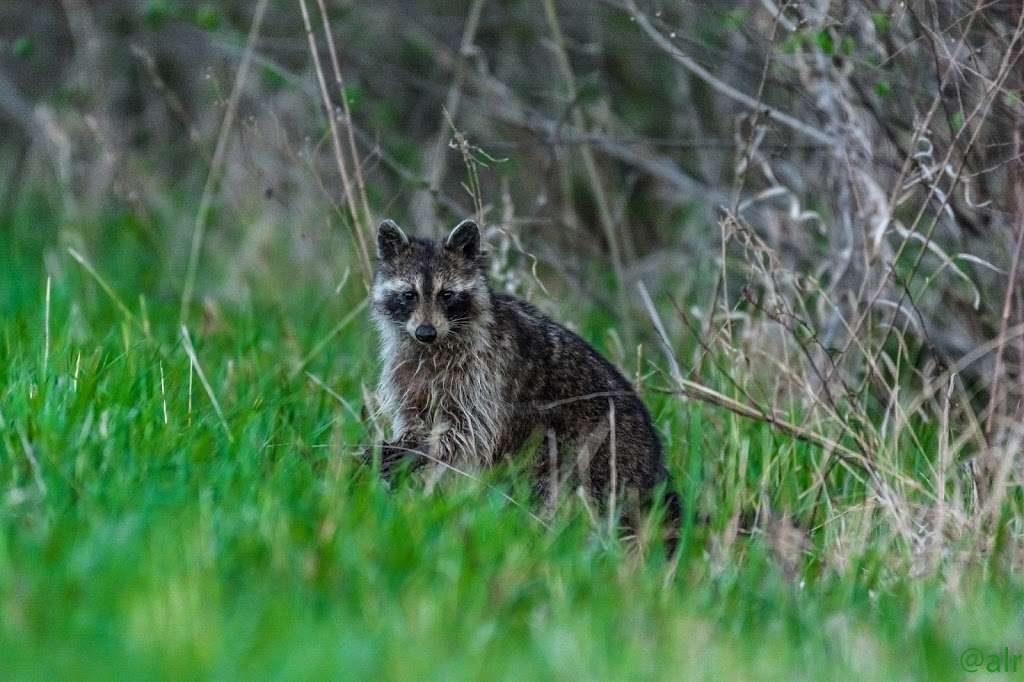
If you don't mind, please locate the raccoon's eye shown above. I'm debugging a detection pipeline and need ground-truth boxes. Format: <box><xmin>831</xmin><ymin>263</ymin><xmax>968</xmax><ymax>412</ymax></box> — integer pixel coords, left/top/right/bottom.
<box><xmin>402</xmin><ymin>290</ymin><xmax>418</xmax><ymax>302</ymax></box>
<box><xmin>438</xmin><ymin>290</ymin><xmax>454</xmax><ymax>302</ymax></box>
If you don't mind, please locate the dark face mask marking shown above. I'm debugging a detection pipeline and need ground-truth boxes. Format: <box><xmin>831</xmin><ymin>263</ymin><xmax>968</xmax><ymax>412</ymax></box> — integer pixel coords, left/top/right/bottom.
<box><xmin>374</xmin><ymin>229</ymin><xmax>487</xmax><ymax>340</ymax></box>
<box><xmin>440</xmin><ymin>290</ymin><xmax>475</xmax><ymax>323</ymax></box>
<box><xmin>383</xmin><ymin>289</ymin><xmax>417</xmax><ymax>323</ymax></box>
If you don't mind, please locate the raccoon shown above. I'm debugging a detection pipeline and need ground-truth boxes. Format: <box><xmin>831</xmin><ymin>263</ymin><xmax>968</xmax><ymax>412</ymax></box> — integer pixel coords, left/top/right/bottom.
<box><xmin>370</xmin><ymin>218</ymin><xmax>681</xmax><ymax>546</ymax></box>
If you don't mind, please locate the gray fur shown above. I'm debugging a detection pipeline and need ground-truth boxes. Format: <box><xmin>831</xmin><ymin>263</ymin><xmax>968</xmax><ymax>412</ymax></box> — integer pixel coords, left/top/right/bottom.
<box><xmin>370</xmin><ymin>219</ymin><xmax>681</xmax><ymax>546</ymax></box>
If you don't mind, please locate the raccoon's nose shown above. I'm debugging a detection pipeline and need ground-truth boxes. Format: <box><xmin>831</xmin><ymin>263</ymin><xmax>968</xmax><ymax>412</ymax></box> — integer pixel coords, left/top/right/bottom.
<box><xmin>414</xmin><ymin>324</ymin><xmax>437</xmax><ymax>343</ymax></box>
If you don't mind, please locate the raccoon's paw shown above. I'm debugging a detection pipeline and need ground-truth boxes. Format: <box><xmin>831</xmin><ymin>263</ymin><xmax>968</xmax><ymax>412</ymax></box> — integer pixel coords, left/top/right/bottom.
<box><xmin>357</xmin><ymin>444</ymin><xmax>380</xmax><ymax>481</ymax></box>
<box><xmin>371</xmin><ymin>438</ymin><xmax>427</xmax><ymax>485</ymax></box>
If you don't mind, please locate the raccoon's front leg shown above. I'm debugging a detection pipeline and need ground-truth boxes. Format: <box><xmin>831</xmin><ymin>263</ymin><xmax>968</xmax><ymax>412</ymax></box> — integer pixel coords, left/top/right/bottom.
<box><xmin>423</xmin><ymin>414</ymin><xmax>500</xmax><ymax>470</ymax></box>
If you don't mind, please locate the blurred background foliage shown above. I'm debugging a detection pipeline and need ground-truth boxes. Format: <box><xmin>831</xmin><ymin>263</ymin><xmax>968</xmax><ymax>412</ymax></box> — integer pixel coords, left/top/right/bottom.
<box><xmin>1</xmin><ymin>1</ymin><xmax>1021</xmax><ymax>375</ymax></box>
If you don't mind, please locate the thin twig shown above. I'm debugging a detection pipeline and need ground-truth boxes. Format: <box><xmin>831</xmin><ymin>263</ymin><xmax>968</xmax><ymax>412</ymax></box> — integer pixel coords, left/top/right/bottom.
<box><xmin>624</xmin><ymin>0</ymin><xmax>835</xmax><ymax>147</ymax></box>
<box><xmin>298</xmin><ymin>0</ymin><xmax>372</xmax><ymax>283</ymax></box>
<box><xmin>607</xmin><ymin>398</ymin><xmax>618</xmax><ymax>536</ymax></box>
<box><xmin>984</xmin><ymin>115</ymin><xmax>1024</xmax><ymax>436</ymax></box>
<box><xmin>306</xmin><ymin>371</ymin><xmax>362</xmax><ymax>422</ymax></box>
<box><xmin>414</xmin><ymin>0</ymin><xmax>486</xmax><ymax>230</ymax></box>
<box><xmin>314</xmin><ymin>0</ymin><xmax>375</xmax><ymax>241</ymax></box>
<box><xmin>637</xmin><ymin>281</ymin><xmax>685</xmax><ymax>388</ymax></box>
<box><xmin>542</xmin><ymin>0</ymin><xmax>629</xmax><ymax>327</ymax></box>
<box><xmin>180</xmin><ymin>0</ymin><xmax>269</xmax><ymax>324</ymax></box>
<box><xmin>290</xmin><ymin>297</ymin><xmax>369</xmax><ymax>378</ymax></box>
<box><xmin>649</xmin><ymin>381</ymin><xmax>862</xmax><ymax>471</ymax></box>
<box><xmin>67</xmin><ymin>248</ymin><xmax>138</xmax><ymax>329</ymax></box>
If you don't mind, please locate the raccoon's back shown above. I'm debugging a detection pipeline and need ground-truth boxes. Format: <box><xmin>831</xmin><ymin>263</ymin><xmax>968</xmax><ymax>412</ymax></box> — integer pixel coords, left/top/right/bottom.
<box><xmin>490</xmin><ymin>293</ymin><xmax>637</xmax><ymax>404</ymax></box>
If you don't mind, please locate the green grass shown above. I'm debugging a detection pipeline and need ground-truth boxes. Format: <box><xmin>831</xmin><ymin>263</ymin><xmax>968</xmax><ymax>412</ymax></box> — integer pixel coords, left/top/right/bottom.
<box><xmin>1</xmin><ymin>197</ymin><xmax>1022</xmax><ymax>681</ymax></box>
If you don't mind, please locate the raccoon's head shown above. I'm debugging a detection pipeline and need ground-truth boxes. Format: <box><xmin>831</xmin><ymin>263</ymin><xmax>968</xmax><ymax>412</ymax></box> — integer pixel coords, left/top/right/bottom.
<box><xmin>372</xmin><ymin>218</ymin><xmax>491</xmax><ymax>347</ymax></box>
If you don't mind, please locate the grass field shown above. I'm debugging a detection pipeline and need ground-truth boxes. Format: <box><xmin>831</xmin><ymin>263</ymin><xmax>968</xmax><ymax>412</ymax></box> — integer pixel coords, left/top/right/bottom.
<box><xmin>1</xmin><ymin>196</ymin><xmax>1022</xmax><ymax>681</ymax></box>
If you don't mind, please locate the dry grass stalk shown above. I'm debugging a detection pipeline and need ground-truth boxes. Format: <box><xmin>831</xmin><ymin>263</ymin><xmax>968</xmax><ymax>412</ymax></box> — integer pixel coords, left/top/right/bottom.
<box><xmin>298</xmin><ymin>0</ymin><xmax>372</xmax><ymax>284</ymax></box>
<box><xmin>180</xmin><ymin>0</ymin><xmax>270</xmax><ymax>324</ymax></box>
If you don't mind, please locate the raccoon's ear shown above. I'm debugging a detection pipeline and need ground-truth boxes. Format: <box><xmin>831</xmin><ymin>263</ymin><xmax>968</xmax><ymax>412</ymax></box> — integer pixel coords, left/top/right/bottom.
<box><xmin>445</xmin><ymin>219</ymin><xmax>481</xmax><ymax>259</ymax></box>
<box><xmin>377</xmin><ymin>220</ymin><xmax>409</xmax><ymax>260</ymax></box>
